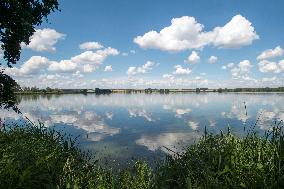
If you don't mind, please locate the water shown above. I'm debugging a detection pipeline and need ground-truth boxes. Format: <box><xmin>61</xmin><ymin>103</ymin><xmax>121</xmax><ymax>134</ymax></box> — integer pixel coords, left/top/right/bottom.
<box><xmin>1</xmin><ymin>93</ymin><xmax>284</xmax><ymax>165</ymax></box>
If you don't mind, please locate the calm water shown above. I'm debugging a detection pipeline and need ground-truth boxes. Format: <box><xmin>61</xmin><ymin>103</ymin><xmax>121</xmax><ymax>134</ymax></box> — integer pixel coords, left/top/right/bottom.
<box><xmin>1</xmin><ymin>93</ymin><xmax>284</xmax><ymax>165</ymax></box>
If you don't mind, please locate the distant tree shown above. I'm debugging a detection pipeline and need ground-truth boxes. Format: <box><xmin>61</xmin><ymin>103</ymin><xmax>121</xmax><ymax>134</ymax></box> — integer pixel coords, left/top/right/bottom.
<box><xmin>46</xmin><ymin>87</ymin><xmax>52</xmax><ymax>92</ymax></box>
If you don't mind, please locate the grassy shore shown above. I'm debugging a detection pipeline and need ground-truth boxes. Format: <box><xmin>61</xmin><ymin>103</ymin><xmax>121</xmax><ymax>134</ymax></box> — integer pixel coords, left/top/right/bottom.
<box><xmin>1</xmin><ymin>121</ymin><xmax>284</xmax><ymax>189</ymax></box>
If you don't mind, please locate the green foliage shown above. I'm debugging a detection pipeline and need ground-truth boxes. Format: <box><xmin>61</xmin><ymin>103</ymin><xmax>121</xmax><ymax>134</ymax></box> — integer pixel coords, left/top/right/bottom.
<box><xmin>0</xmin><ymin>0</ymin><xmax>59</xmax><ymax>111</ymax></box>
<box><xmin>0</xmin><ymin>122</ymin><xmax>153</xmax><ymax>189</ymax></box>
<box><xmin>0</xmin><ymin>0</ymin><xmax>59</xmax><ymax>67</ymax></box>
<box><xmin>155</xmin><ymin>124</ymin><xmax>284</xmax><ymax>188</ymax></box>
<box><xmin>1</xmin><ymin>121</ymin><xmax>284</xmax><ymax>188</ymax></box>
<box><xmin>0</xmin><ymin>69</ymin><xmax>19</xmax><ymax>112</ymax></box>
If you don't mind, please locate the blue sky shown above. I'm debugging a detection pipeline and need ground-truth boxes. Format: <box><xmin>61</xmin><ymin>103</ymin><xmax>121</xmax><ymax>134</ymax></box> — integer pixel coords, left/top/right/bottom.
<box><xmin>2</xmin><ymin>0</ymin><xmax>284</xmax><ymax>88</ymax></box>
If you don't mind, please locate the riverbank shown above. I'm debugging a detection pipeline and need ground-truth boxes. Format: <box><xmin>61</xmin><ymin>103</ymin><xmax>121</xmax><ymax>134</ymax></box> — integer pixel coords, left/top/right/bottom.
<box><xmin>1</xmin><ymin>121</ymin><xmax>284</xmax><ymax>188</ymax></box>
<box><xmin>13</xmin><ymin>86</ymin><xmax>284</xmax><ymax>95</ymax></box>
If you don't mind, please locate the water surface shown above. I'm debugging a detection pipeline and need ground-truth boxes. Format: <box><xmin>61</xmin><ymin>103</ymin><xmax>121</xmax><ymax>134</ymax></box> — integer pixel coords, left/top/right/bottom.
<box><xmin>1</xmin><ymin>93</ymin><xmax>284</xmax><ymax>165</ymax></box>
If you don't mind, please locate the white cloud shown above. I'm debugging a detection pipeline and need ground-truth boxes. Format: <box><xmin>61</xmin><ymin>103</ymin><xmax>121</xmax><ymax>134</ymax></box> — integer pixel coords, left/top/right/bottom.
<box><xmin>122</xmin><ymin>52</ymin><xmax>128</xmax><ymax>56</ymax></box>
<box><xmin>134</xmin><ymin>15</ymin><xmax>258</xmax><ymax>52</ymax></box>
<box><xmin>257</xmin><ymin>46</ymin><xmax>283</xmax><ymax>60</ymax></box>
<box><xmin>48</xmin><ymin>60</ymin><xmax>77</xmax><ymax>73</ymax></box>
<box><xmin>39</xmin><ymin>73</ymin><xmax>67</xmax><ymax>81</ymax></box>
<box><xmin>83</xmin><ymin>64</ymin><xmax>96</xmax><ymax>73</ymax></box>
<box><xmin>229</xmin><ymin>60</ymin><xmax>253</xmax><ymax>79</ymax></box>
<box><xmin>5</xmin><ymin>56</ymin><xmax>50</xmax><ymax>76</ymax></box>
<box><xmin>208</xmin><ymin>56</ymin><xmax>218</xmax><ymax>63</ymax></box>
<box><xmin>163</xmin><ymin>74</ymin><xmax>174</xmax><ymax>79</ymax></box>
<box><xmin>130</xmin><ymin>50</ymin><xmax>136</xmax><ymax>54</ymax></box>
<box><xmin>279</xmin><ymin>60</ymin><xmax>284</xmax><ymax>70</ymax></box>
<box><xmin>262</xmin><ymin>76</ymin><xmax>277</xmax><ymax>82</ymax></box>
<box><xmin>222</xmin><ymin>62</ymin><xmax>234</xmax><ymax>70</ymax></box>
<box><xmin>126</xmin><ymin>67</ymin><xmax>136</xmax><ymax>76</ymax></box>
<box><xmin>211</xmin><ymin>15</ymin><xmax>259</xmax><ymax>48</ymax></box>
<box><xmin>79</xmin><ymin>42</ymin><xmax>103</xmax><ymax>50</ymax></box>
<box><xmin>73</xmin><ymin>71</ymin><xmax>83</xmax><ymax>78</ymax></box>
<box><xmin>227</xmin><ymin>63</ymin><xmax>235</xmax><ymax>68</ymax></box>
<box><xmin>238</xmin><ymin>60</ymin><xmax>253</xmax><ymax>73</ymax></box>
<box><xmin>185</xmin><ymin>51</ymin><xmax>200</xmax><ymax>64</ymax></box>
<box><xmin>258</xmin><ymin>60</ymin><xmax>282</xmax><ymax>73</ymax></box>
<box><xmin>104</xmin><ymin>65</ymin><xmax>113</xmax><ymax>72</ymax></box>
<box><xmin>127</xmin><ymin>61</ymin><xmax>156</xmax><ymax>76</ymax></box>
<box><xmin>5</xmin><ymin>46</ymin><xmax>119</xmax><ymax>77</ymax></box>
<box><xmin>23</xmin><ymin>28</ymin><xmax>65</xmax><ymax>52</ymax></box>
<box><xmin>71</xmin><ymin>47</ymin><xmax>119</xmax><ymax>65</ymax></box>
<box><xmin>173</xmin><ymin>65</ymin><xmax>192</xmax><ymax>75</ymax></box>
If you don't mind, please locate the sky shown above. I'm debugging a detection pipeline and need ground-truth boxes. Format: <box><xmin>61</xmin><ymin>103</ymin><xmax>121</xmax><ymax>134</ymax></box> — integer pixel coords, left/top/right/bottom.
<box><xmin>1</xmin><ymin>0</ymin><xmax>284</xmax><ymax>89</ymax></box>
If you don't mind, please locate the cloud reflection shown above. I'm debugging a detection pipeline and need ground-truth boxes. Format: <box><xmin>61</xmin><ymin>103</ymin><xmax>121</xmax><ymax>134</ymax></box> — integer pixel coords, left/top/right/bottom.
<box><xmin>136</xmin><ymin>132</ymin><xmax>200</xmax><ymax>155</ymax></box>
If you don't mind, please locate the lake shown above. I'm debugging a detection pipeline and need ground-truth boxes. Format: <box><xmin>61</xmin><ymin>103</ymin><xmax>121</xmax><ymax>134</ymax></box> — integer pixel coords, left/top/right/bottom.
<box><xmin>1</xmin><ymin>93</ymin><xmax>284</xmax><ymax>166</ymax></box>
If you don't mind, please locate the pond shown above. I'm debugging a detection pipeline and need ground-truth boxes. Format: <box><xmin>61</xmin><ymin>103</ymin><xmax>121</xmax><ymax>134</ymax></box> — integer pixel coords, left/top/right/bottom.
<box><xmin>1</xmin><ymin>93</ymin><xmax>284</xmax><ymax>166</ymax></box>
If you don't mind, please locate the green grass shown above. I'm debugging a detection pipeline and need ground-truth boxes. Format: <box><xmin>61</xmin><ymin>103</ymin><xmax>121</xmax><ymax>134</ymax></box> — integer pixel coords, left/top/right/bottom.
<box><xmin>1</xmin><ymin>121</ymin><xmax>284</xmax><ymax>188</ymax></box>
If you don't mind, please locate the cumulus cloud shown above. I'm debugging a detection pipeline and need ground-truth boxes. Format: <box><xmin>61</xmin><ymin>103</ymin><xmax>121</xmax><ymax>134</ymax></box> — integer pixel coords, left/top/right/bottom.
<box><xmin>262</xmin><ymin>76</ymin><xmax>277</xmax><ymax>82</ymax></box>
<box><xmin>258</xmin><ymin>59</ymin><xmax>284</xmax><ymax>73</ymax></box>
<box><xmin>83</xmin><ymin>64</ymin><xmax>96</xmax><ymax>73</ymax></box>
<box><xmin>71</xmin><ymin>47</ymin><xmax>119</xmax><ymax>65</ymax></box>
<box><xmin>222</xmin><ymin>62</ymin><xmax>234</xmax><ymax>70</ymax></box>
<box><xmin>228</xmin><ymin>60</ymin><xmax>253</xmax><ymax>79</ymax></box>
<box><xmin>48</xmin><ymin>60</ymin><xmax>77</xmax><ymax>73</ymax></box>
<box><xmin>208</xmin><ymin>56</ymin><xmax>218</xmax><ymax>63</ymax></box>
<box><xmin>23</xmin><ymin>28</ymin><xmax>65</xmax><ymax>52</ymax></box>
<box><xmin>126</xmin><ymin>61</ymin><xmax>156</xmax><ymax>76</ymax></box>
<box><xmin>163</xmin><ymin>74</ymin><xmax>174</xmax><ymax>79</ymax></box>
<box><xmin>5</xmin><ymin>56</ymin><xmax>50</xmax><ymax>76</ymax></box>
<box><xmin>257</xmin><ymin>46</ymin><xmax>283</xmax><ymax>60</ymax></box>
<box><xmin>211</xmin><ymin>15</ymin><xmax>259</xmax><ymax>48</ymax></box>
<box><xmin>122</xmin><ymin>50</ymin><xmax>136</xmax><ymax>56</ymax></box>
<box><xmin>185</xmin><ymin>51</ymin><xmax>200</xmax><ymax>64</ymax></box>
<box><xmin>104</xmin><ymin>65</ymin><xmax>113</xmax><ymax>72</ymax></box>
<box><xmin>173</xmin><ymin>65</ymin><xmax>192</xmax><ymax>75</ymax></box>
<box><xmin>79</xmin><ymin>41</ymin><xmax>103</xmax><ymax>50</ymax></box>
<box><xmin>5</xmin><ymin>46</ymin><xmax>119</xmax><ymax>76</ymax></box>
<box><xmin>134</xmin><ymin>15</ymin><xmax>258</xmax><ymax>52</ymax></box>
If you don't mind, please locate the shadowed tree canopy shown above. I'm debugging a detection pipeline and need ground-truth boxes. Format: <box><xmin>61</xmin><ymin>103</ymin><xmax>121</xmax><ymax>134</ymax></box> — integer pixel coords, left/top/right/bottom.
<box><xmin>0</xmin><ymin>70</ymin><xmax>20</xmax><ymax>112</ymax></box>
<box><xmin>0</xmin><ymin>0</ymin><xmax>59</xmax><ymax>111</ymax></box>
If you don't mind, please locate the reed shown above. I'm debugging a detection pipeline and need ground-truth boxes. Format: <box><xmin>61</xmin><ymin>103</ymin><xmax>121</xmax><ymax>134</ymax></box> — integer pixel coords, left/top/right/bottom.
<box><xmin>1</xmin><ymin>120</ymin><xmax>283</xmax><ymax>188</ymax></box>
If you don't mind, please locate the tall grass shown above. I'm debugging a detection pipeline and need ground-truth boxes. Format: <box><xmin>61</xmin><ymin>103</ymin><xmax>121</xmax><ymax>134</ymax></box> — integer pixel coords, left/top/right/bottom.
<box><xmin>1</xmin><ymin>120</ymin><xmax>284</xmax><ymax>188</ymax></box>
